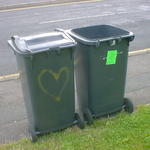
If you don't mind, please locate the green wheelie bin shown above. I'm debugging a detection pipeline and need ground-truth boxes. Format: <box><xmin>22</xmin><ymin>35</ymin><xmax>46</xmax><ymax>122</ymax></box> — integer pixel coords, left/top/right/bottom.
<box><xmin>68</xmin><ymin>25</ymin><xmax>134</xmax><ymax>124</ymax></box>
<box><xmin>8</xmin><ymin>31</ymin><xmax>84</xmax><ymax>142</ymax></box>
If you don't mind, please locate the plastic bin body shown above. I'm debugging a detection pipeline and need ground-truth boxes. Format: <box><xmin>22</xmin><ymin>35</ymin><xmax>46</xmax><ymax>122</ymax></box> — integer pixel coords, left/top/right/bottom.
<box><xmin>8</xmin><ymin>32</ymin><xmax>76</xmax><ymax>134</ymax></box>
<box><xmin>68</xmin><ymin>25</ymin><xmax>134</xmax><ymax>117</ymax></box>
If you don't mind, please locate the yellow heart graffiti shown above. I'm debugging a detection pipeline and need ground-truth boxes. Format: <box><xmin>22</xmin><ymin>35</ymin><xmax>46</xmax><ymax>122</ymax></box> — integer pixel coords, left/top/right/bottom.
<box><xmin>37</xmin><ymin>66</ymin><xmax>70</xmax><ymax>102</ymax></box>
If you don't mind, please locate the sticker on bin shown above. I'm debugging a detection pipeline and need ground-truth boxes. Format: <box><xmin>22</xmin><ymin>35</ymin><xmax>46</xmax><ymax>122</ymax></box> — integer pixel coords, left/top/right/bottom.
<box><xmin>106</xmin><ymin>50</ymin><xmax>118</xmax><ymax>65</ymax></box>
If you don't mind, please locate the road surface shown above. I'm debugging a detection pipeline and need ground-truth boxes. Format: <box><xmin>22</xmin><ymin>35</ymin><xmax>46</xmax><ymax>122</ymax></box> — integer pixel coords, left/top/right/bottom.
<box><xmin>0</xmin><ymin>0</ymin><xmax>150</xmax><ymax>75</ymax></box>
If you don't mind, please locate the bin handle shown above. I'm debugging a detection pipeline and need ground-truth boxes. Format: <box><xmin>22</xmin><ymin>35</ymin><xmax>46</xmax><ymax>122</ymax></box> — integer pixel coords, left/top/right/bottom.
<box><xmin>8</xmin><ymin>38</ymin><xmax>27</xmax><ymax>55</ymax></box>
<box><xmin>55</xmin><ymin>28</ymin><xmax>77</xmax><ymax>44</ymax></box>
<box><xmin>10</xmin><ymin>36</ymin><xmax>32</xmax><ymax>53</ymax></box>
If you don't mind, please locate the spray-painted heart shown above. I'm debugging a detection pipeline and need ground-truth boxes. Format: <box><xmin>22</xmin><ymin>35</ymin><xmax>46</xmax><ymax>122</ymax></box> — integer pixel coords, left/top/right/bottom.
<box><xmin>37</xmin><ymin>66</ymin><xmax>70</xmax><ymax>102</ymax></box>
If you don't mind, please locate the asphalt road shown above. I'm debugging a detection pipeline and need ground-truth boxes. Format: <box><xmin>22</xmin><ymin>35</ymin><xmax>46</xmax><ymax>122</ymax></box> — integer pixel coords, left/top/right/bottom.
<box><xmin>0</xmin><ymin>0</ymin><xmax>50</xmax><ymax>7</ymax></box>
<box><xmin>0</xmin><ymin>0</ymin><xmax>150</xmax><ymax>75</ymax></box>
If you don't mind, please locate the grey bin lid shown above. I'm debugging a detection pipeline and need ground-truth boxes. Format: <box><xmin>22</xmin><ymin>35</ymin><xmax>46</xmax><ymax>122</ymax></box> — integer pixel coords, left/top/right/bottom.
<box><xmin>8</xmin><ymin>31</ymin><xmax>76</xmax><ymax>54</ymax></box>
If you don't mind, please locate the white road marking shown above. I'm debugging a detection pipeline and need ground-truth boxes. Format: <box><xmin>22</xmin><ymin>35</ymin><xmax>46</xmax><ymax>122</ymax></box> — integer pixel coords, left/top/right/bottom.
<box><xmin>39</xmin><ymin>9</ymin><xmax>145</xmax><ymax>24</ymax></box>
<box><xmin>39</xmin><ymin>13</ymin><xmax>116</xmax><ymax>24</ymax></box>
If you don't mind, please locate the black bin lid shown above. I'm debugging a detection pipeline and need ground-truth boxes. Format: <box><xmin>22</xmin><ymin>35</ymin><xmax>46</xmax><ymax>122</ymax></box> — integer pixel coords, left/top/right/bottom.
<box><xmin>68</xmin><ymin>25</ymin><xmax>134</xmax><ymax>45</ymax></box>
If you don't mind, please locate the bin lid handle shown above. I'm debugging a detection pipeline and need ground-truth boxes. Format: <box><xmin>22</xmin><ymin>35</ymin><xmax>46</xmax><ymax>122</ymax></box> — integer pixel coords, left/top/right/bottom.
<box><xmin>55</xmin><ymin>28</ymin><xmax>77</xmax><ymax>44</ymax></box>
<box><xmin>11</xmin><ymin>36</ymin><xmax>32</xmax><ymax>53</ymax></box>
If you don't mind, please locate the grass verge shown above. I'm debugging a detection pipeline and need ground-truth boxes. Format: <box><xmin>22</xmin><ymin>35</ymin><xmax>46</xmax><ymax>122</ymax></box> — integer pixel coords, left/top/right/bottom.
<box><xmin>0</xmin><ymin>105</ymin><xmax>150</xmax><ymax>150</ymax></box>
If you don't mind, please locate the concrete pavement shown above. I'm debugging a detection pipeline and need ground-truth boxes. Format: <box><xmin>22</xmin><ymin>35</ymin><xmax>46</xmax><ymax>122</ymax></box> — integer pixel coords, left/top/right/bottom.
<box><xmin>0</xmin><ymin>52</ymin><xmax>150</xmax><ymax>144</ymax></box>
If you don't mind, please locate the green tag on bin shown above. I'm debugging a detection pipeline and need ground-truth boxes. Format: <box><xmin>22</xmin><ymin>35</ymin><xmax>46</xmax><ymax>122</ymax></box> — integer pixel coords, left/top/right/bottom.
<box><xmin>106</xmin><ymin>50</ymin><xmax>117</xmax><ymax>65</ymax></box>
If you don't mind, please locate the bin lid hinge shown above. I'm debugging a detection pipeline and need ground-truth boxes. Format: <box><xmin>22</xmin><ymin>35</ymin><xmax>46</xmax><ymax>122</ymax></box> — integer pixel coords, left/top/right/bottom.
<box><xmin>96</xmin><ymin>40</ymin><xmax>101</xmax><ymax>47</ymax></box>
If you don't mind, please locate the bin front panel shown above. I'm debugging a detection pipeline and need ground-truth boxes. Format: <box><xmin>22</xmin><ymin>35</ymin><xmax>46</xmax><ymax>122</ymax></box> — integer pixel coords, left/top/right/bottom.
<box><xmin>88</xmin><ymin>39</ymin><xmax>129</xmax><ymax>115</ymax></box>
<box><xmin>18</xmin><ymin>48</ymin><xmax>75</xmax><ymax>132</ymax></box>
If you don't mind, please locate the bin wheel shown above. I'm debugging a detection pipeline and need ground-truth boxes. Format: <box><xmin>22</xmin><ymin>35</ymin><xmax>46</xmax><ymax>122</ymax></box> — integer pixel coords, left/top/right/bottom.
<box><xmin>84</xmin><ymin>109</ymin><xmax>93</xmax><ymax>125</ymax></box>
<box><xmin>29</xmin><ymin>129</ymin><xmax>37</xmax><ymax>142</ymax></box>
<box><xmin>124</xmin><ymin>98</ymin><xmax>134</xmax><ymax>113</ymax></box>
<box><xmin>75</xmin><ymin>113</ymin><xmax>85</xmax><ymax>129</ymax></box>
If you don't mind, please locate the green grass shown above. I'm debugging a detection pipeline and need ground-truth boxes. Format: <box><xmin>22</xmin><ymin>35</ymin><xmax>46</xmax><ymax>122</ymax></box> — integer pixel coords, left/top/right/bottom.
<box><xmin>1</xmin><ymin>105</ymin><xmax>150</xmax><ymax>150</ymax></box>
